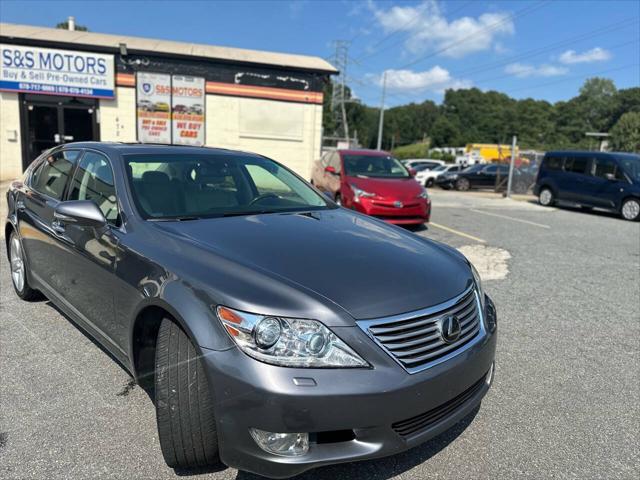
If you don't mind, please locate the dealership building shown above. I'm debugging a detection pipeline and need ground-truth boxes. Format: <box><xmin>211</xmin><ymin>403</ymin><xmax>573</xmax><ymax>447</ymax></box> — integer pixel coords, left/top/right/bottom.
<box><xmin>0</xmin><ymin>22</ymin><xmax>336</xmax><ymax>181</ymax></box>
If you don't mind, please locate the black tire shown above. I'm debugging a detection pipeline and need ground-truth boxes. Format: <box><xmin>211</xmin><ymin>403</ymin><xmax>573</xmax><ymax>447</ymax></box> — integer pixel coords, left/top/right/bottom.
<box><xmin>455</xmin><ymin>178</ymin><xmax>470</xmax><ymax>191</ymax></box>
<box><xmin>513</xmin><ymin>181</ymin><xmax>528</xmax><ymax>194</ymax></box>
<box><xmin>8</xmin><ymin>231</ymin><xmax>40</xmax><ymax>301</ymax></box>
<box><xmin>538</xmin><ymin>187</ymin><xmax>554</xmax><ymax>207</ymax></box>
<box><xmin>621</xmin><ymin>198</ymin><xmax>640</xmax><ymax>221</ymax></box>
<box><xmin>155</xmin><ymin>318</ymin><xmax>220</xmax><ymax>469</ymax></box>
<box><xmin>426</xmin><ymin>178</ymin><xmax>434</xmax><ymax>188</ymax></box>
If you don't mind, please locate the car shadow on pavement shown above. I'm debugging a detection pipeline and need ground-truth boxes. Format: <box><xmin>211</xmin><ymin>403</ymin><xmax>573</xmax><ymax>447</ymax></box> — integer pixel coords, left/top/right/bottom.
<box><xmin>526</xmin><ymin>200</ymin><xmax>623</xmax><ymax>221</ymax></box>
<box><xmin>234</xmin><ymin>406</ymin><xmax>480</xmax><ymax>480</ymax></box>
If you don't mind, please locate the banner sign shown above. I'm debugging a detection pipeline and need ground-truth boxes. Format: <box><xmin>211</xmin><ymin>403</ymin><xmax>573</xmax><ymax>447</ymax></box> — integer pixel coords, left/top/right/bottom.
<box><xmin>171</xmin><ymin>76</ymin><xmax>205</xmax><ymax>146</ymax></box>
<box><xmin>0</xmin><ymin>44</ymin><xmax>114</xmax><ymax>98</ymax></box>
<box><xmin>136</xmin><ymin>72</ymin><xmax>171</xmax><ymax>144</ymax></box>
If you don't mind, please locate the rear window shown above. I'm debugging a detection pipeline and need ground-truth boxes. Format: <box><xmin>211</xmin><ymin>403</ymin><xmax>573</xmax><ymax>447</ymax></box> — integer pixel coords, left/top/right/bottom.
<box><xmin>343</xmin><ymin>155</ymin><xmax>410</xmax><ymax>178</ymax></box>
<box><xmin>544</xmin><ymin>156</ymin><xmax>563</xmax><ymax>170</ymax></box>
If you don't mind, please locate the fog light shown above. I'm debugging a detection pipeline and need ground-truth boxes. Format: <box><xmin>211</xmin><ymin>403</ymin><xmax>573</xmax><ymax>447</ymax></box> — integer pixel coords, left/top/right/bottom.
<box><xmin>486</xmin><ymin>362</ymin><xmax>494</xmax><ymax>386</ymax></box>
<box><xmin>250</xmin><ymin>428</ymin><xmax>309</xmax><ymax>457</ymax></box>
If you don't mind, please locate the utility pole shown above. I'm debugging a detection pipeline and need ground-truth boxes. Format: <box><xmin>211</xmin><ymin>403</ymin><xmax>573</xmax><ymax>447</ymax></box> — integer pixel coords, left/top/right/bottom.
<box><xmin>506</xmin><ymin>135</ymin><xmax>517</xmax><ymax>197</ymax></box>
<box><xmin>376</xmin><ymin>71</ymin><xmax>387</xmax><ymax>151</ymax></box>
<box><xmin>330</xmin><ymin>41</ymin><xmax>350</xmax><ymax>144</ymax></box>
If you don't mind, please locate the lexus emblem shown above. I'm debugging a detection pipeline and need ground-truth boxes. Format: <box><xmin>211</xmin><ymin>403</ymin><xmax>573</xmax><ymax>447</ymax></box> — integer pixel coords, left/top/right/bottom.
<box><xmin>393</xmin><ymin>200</ymin><xmax>403</xmax><ymax>208</ymax></box>
<box><xmin>439</xmin><ymin>315</ymin><xmax>461</xmax><ymax>344</ymax></box>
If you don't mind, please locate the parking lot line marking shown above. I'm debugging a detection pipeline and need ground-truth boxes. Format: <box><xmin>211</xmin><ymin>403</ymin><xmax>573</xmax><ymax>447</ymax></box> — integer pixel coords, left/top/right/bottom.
<box><xmin>470</xmin><ymin>209</ymin><xmax>551</xmax><ymax>229</ymax></box>
<box><xmin>430</xmin><ymin>222</ymin><xmax>486</xmax><ymax>243</ymax></box>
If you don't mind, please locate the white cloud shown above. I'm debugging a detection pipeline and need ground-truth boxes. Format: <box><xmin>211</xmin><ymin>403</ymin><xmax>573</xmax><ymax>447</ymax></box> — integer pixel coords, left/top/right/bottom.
<box><xmin>369</xmin><ymin>0</ymin><xmax>514</xmax><ymax>58</ymax></box>
<box><xmin>558</xmin><ymin>47</ymin><xmax>612</xmax><ymax>64</ymax></box>
<box><xmin>504</xmin><ymin>63</ymin><xmax>568</xmax><ymax>78</ymax></box>
<box><xmin>371</xmin><ymin>67</ymin><xmax>472</xmax><ymax>93</ymax></box>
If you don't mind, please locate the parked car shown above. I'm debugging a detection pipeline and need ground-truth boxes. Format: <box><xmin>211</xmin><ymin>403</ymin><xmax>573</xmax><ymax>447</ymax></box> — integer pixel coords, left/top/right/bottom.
<box><xmin>137</xmin><ymin>99</ymin><xmax>154</xmax><ymax>111</ymax></box>
<box><xmin>6</xmin><ymin>142</ymin><xmax>496</xmax><ymax>478</ymax></box>
<box><xmin>416</xmin><ymin>164</ymin><xmax>463</xmax><ymax>187</ymax></box>
<box><xmin>188</xmin><ymin>103</ymin><xmax>204</xmax><ymax>115</ymax></box>
<box><xmin>172</xmin><ymin>104</ymin><xmax>188</xmax><ymax>113</ymax></box>
<box><xmin>534</xmin><ymin>151</ymin><xmax>640</xmax><ymax>221</ymax></box>
<box><xmin>311</xmin><ymin>149</ymin><xmax>431</xmax><ymax>225</ymax></box>
<box><xmin>436</xmin><ymin>163</ymin><xmax>523</xmax><ymax>191</ymax></box>
<box><xmin>153</xmin><ymin>101</ymin><xmax>170</xmax><ymax>112</ymax></box>
<box><xmin>403</xmin><ymin>159</ymin><xmax>446</xmax><ymax>170</ymax></box>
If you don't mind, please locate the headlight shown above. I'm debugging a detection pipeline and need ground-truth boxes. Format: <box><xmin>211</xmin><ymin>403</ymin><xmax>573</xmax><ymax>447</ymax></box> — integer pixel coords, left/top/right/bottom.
<box><xmin>418</xmin><ymin>187</ymin><xmax>429</xmax><ymax>199</ymax></box>
<box><xmin>448</xmin><ymin>174</ymin><xmax>459</xmax><ymax>180</ymax></box>
<box><xmin>350</xmin><ymin>184</ymin><xmax>375</xmax><ymax>203</ymax></box>
<box><xmin>216</xmin><ymin>306</ymin><xmax>369</xmax><ymax>368</ymax></box>
<box><xmin>470</xmin><ymin>264</ymin><xmax>486</xmax><ymax>311</ymax></box>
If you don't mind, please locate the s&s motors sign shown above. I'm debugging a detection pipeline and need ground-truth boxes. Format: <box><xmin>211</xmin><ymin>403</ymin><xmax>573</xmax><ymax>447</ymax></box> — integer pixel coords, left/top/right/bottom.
<box><xmin>0</xmin><ymin>44</ymin><xmax>115</xmax><ymax>98</ymax></box>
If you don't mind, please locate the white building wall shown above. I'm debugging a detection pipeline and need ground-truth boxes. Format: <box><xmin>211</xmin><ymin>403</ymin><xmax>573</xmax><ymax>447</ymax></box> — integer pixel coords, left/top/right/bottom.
<box><xmin>0</xmin><ymin>92</ymin><xmax>23</xmax><ymax>181</ymax></box>
<box><xmin>99</xmin><ymin>87</ymin><xmax>136</xmax><ymax>142</ymax></box>
<box><xmin>206</xmin><ymin>95</ymin><xmax>322</xmax><ymax>179</ymax></box>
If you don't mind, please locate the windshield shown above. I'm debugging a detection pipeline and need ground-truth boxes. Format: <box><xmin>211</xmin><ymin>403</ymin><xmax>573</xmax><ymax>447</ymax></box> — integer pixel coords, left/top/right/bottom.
<box><xmin>343</xmin><ymin>154</ymin><xmax>410</xmax><ymax>178</ymax></box>
<box><xmin>433</xmin><ymin>165</ymin><xmax>446</xmax><ymax>172</ymax></box>
<box><xmin>618</xmin><ymin>154</ymin><xmax>640</xmax><ymax>181</ymax></box>
<box><xmin>125</xmin><ymin>153</ymin><xmax>331</xmax><ymax>219</ymax></box>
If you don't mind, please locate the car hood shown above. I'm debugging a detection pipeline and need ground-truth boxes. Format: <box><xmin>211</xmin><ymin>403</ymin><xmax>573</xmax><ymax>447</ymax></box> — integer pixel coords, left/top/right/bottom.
<box><xmin>347</xmin><ymin>176</ymin><xmax>423</xmax><ymax>200</ymax></box>
<box><xmin>151</xmin><ymin>209</ymin><xmax>472</xmax><ymax>321</ymax></box>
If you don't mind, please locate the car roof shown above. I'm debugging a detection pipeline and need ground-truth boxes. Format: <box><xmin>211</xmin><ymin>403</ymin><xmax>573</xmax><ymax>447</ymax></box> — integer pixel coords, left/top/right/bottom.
<box><xmin>545</xmin><ymin>150</ymin><xmax>639</xmax><ymax>159</ymax></box>
<box><xmin>337</xmin><ymin>149</ymin><xmax>391</xmax><ymax>157</ymax></box>
<box><xmin>59</xmin><ymin>142</ymin><xmax>263</xmax><ymax>158</ymax></box>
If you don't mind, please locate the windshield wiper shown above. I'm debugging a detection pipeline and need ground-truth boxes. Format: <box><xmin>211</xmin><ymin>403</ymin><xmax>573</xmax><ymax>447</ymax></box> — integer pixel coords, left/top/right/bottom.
<box><xmin>151</xmin><ymin>216</ymin><xmax>201</xmax><ymax>222</ymax></box>
<box><xmin>221</xmin><ymin>210</ymin><xmax>279</xmax><ymax>217</ymax></box>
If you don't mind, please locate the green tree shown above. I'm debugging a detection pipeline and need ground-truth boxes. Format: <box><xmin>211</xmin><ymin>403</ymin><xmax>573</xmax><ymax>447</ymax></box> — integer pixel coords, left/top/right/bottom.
<box><xmin>578</xmin><ymin>77</ymin><xmax>617</xmax><ymax>132</ymax></box>
<box><xmin>430</xmin><ymin>116</ymin><xmax>461</xmax><ymax>147</ymax></box>
<box><xmin>609</xmin><ymin>112</ymin><xmax>640</xmax><ymax>152</ymax></box>
<box><xmin>55</xmin><ymin>20</ymin><xmax>89</xmax><ymax>31</ymax></box>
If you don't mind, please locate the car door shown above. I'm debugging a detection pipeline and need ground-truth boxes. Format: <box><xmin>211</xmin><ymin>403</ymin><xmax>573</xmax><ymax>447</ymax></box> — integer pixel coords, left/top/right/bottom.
<box><xmin>475</xmin><ymin>165</ymin><xmax>498</xmax><ymax>187</ymax></box>
<box><xmin>560</xmin><ymin>155</ymin><xmax>590</xmax><ymax>203</ymax></box>
<box><xmin>18</xmin><ymin>149</ymin><xmax>81</xmax><ymax>296</ymax></box>
<box><xmin>583</xmin><ymin>155</ymin><xmax>626</xmax><ymax>209</ymax></box>
<box><xmin>59</xmin><ymin>150</ymin><xmax>124</xmax><ymax>351</ymax></box>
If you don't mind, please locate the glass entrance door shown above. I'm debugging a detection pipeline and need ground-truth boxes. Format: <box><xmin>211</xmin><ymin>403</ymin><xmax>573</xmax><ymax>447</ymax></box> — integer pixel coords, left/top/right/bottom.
<box><xmin>21</xmin><ymin>95</ymin><xmax>99</xmax><ymax>170</ymax></box>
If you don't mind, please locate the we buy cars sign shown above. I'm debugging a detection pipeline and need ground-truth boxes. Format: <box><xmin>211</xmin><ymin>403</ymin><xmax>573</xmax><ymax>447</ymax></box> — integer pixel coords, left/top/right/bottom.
<box><xmin>136</xmin><ymin>72</ymin><xmax>171</xmax><ymax>144</ymax></box>
<box><xmin>171</xmin><ymin>76</ymin><xmax>205</xmax><ymax>146</ymax></box>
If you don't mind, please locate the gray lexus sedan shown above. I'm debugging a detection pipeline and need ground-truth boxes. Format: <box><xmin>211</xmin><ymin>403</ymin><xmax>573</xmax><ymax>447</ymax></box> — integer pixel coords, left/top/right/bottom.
<box><xmin>5</xmin><ymin>142</ymin><xmax>497</xmax><ymax>478</ymax></box>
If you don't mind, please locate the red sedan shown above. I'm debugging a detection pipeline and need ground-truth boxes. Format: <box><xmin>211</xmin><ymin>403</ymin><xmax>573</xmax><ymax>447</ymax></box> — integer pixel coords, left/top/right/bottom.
<box><xmin>311</xmin><ymin>149</ymin><xmax>430</xmax><ymax>225</ymax></box>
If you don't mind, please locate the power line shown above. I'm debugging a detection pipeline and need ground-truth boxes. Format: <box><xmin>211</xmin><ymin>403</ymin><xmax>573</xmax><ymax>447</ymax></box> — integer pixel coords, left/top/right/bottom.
<box><xmin>397</xmin><ymin>0</ymin><xmax>552</xmax><ymax>70</ymax></box>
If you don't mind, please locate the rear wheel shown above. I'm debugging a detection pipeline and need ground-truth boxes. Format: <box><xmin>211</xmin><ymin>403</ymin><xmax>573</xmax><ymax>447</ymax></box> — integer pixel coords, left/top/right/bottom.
<box><xmin>155</xmin><ymin>318</ymin><xmax>220</xmax><ymax>469</ymax></box>
<box><xmin>455</xmin><ymin>178</ymin><xmax>470</xmax><ymax>191</ymax></box>
<box><xmin>9</xmin><ymin>231</ymin><xmax>40</xmax><ymax>301</ymax></box>
<box><xmin>621</xmin><ymin>198</ymin><xmax>640</xmax><ymax>221</ymax></box>
<box><xmin>539</xmin><ymin>187</ymin><xmax>554</xmax><ymax>207</ymax></box>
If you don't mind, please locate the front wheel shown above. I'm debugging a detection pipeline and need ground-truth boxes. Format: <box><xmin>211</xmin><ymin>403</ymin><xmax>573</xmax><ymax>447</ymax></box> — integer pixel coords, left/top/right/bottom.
<box><xmin>9</xmin><ymin>231</ymin><xmax>40</xmax><ymax>301</ymax></box>
<box><xmin>426</xmin><ymin>178</ymin><xmax>434</xmax><ymax>188</ymax></box>
<box><xmin>539</xmin><ymin>187</ymin><xmax>554</xmax><ymax>207</ymax></box>
<box><xmin>155</xmin><ymin>318</ymin><xmax>220</xmax><ymax>469</ymax></box>
<box><xmin>455</xmin><ymin>178</ymin><xmax>470</xmax><ymax>191</ymax></box>
<box><xmin>621</xmin><ymin>198</ymin><xmax>640</xmax><ymax>221</ymax></box>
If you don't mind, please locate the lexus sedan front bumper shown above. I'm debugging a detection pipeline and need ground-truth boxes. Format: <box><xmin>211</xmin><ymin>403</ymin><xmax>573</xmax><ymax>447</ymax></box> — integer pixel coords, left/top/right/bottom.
<box><xmin>201</xmin><ymin>299</ymin><xmax>497</xmax><ymax>478</ymax></box>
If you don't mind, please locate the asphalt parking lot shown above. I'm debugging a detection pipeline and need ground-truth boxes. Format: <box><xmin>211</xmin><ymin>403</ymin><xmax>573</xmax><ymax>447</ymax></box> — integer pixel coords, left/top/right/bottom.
<box><xmin>1</xmin><ymin>189</ymin><xmax>639</xmax><ymax>479</ymax></box>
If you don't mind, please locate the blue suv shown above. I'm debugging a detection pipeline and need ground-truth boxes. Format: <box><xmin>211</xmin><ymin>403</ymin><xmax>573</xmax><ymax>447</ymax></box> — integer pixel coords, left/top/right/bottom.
<box><xmin>534</xmin><ymin>151</ymin><xmax>640</xmax><ymax>221</ymax></box>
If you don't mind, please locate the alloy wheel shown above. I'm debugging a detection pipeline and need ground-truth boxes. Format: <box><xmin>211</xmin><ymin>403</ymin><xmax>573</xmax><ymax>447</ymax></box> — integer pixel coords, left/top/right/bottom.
<box><xmin>10</xmin><ymin>236</ymin><xmax>25</xmax><ymax>292</ymax></box>
<box><xmin>621</xmin><ymin>199</ymin><xmax>640</xmax><ymax>221</ymax></box>
<box><xmin>539</xmin><ymin>189</ymin><xmax>553</xmax><ymax>206</ymax></box>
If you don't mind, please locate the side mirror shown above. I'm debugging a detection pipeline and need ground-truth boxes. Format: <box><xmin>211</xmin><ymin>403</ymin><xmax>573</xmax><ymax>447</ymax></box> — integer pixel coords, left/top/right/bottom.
<box><xmin>604</xmin><ymin>173</ymin><xmax>617</xmax><ymax>181</ymax></box>
<box><xmin>409</xmin><ymin>168</ymin><xmax>417</xmax><ymax>177</ymax></box>
<box><xmin>324</xmin><ymin>166</ymin><xmax>338</xmax><ymax>175</ymax></box>
<box><xmin>54</xmin><ymin>200</ymin><xmax>107</xmax><ymax>229</ymax></box>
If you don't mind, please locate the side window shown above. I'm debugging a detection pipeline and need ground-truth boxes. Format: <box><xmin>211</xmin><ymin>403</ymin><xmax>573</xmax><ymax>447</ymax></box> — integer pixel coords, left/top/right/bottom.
<box><xmin>564</xmin><ymin>156</ymin><xmax>588</xmax><ymax>174</ymax></box>
<box><xmin>68</xmin><ymin>151</ymin><xmax>119</xmax><ymax>225</ymax></box>
<box><xmin>31</xmin><ymin>150</ymin><xmax>80</xmax><ymax>200</ymax></box>
<box><xmin>328</xmin><ymin>153</ymin><xmax>342</xmax><ymax>173</ymax></box>
<box><xmin>484</xmin><ymin>165</ymin><xmax>498</xmax><ymax>174</ymax></box>
<box><xmin>592</xmin><ymin>157</ymin><xmax>621</xmax><ymax>179</ymax></box>
<box><xmin>544</xmin><ymin>156</ymin><xmax>563</xmax><ymax>170</ymax></box>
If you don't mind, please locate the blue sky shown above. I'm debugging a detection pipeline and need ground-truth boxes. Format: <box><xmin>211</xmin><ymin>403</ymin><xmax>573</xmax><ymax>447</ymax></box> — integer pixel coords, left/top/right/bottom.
<box><xmin>1</xmin><ymin>0</ymin><xmax>638</xmax><ymax>106</ymax></box>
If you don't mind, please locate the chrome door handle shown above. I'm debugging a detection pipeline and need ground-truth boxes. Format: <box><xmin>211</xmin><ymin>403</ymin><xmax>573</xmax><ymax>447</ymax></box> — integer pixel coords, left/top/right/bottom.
<box><xmin>51</xmin><ymin>220</ymin><xmax>66</xmax><ymax>236</ymax></box>
<box><xmin>16</xmin><ymin>200</ymin><xmax>25</xmax><ymax>212</ymax></box>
